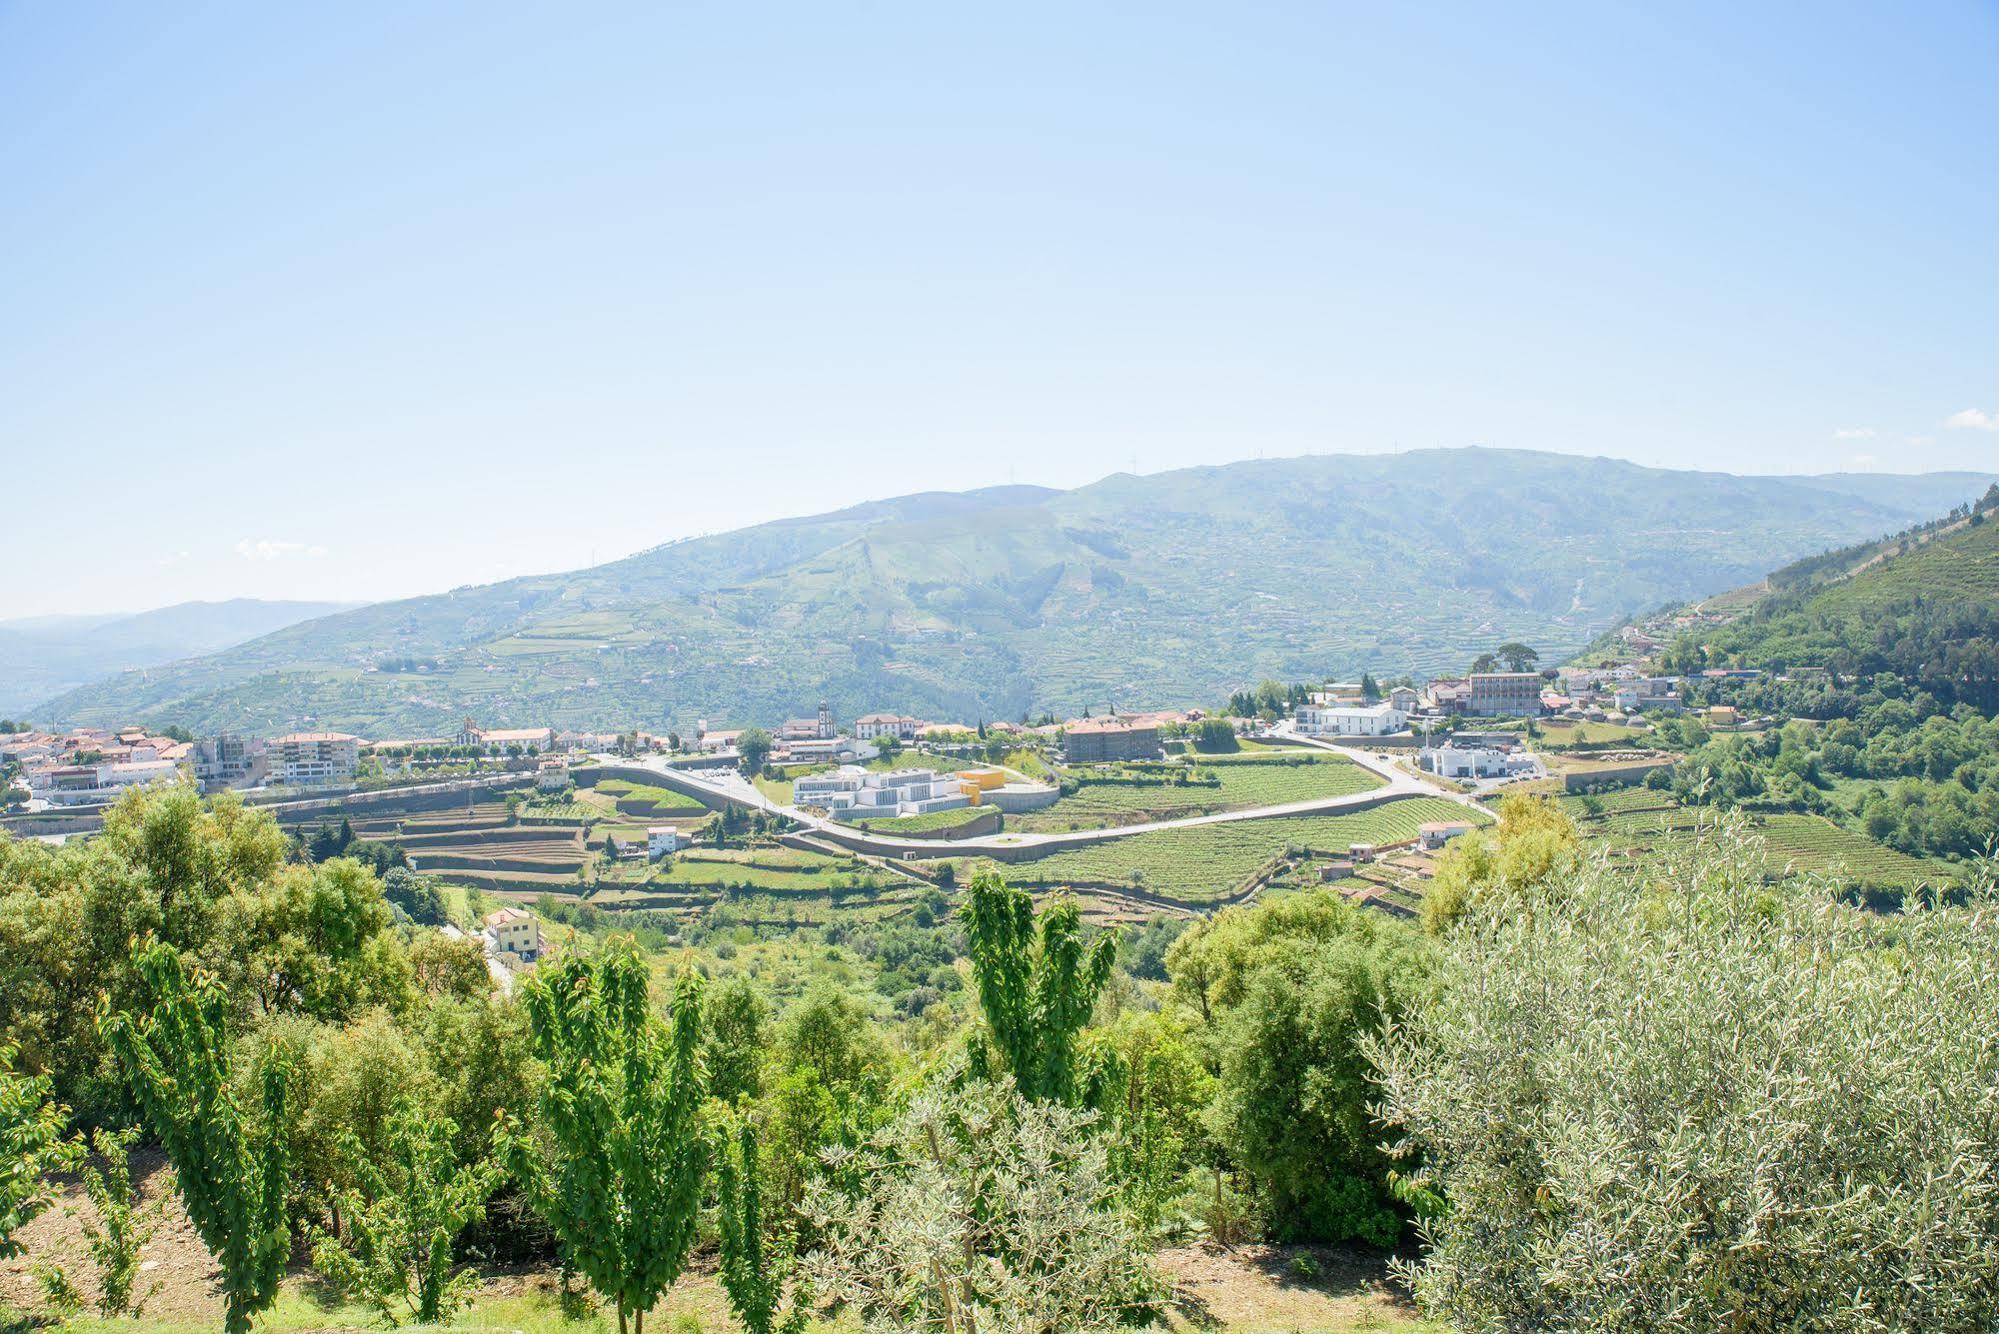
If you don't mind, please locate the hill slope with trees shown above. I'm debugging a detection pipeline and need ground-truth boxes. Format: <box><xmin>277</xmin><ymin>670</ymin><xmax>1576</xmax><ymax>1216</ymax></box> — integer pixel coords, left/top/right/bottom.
<box><xmin>38</xmin><ymin>450</ymin><xmax>1996</xmax><ymax>736</ymax></box>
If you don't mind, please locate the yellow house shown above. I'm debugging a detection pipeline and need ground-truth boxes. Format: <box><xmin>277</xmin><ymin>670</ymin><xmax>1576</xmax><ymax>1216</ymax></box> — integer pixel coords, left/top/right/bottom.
<box><xmin>1708</xmin><ymin>705</ymin><xmax>1739</xmax><ymax>727</ymax></box>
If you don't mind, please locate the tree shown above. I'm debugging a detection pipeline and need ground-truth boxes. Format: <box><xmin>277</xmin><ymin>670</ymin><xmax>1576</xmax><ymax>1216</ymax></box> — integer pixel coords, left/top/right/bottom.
<box><xmin>716</xmin><ymin>1114</ymin><xmax>800</xmax><ymax>1334</ymax></box>
<box><xmin>1374</xmin><ymin>829</ymin><xmax>1999</xmax><ymax>1329</ymax></box>
<box><xmin>1</xmin><ymin>1041</ymin><xmax>81</xmax><ymax>1258</ymax></box>
<box><xmin>704</xmin><ymin>974</ymin><xmax>771</xmax><ymax>1106</ymax></box>
<box><xmin>76</xmin><ymin>1125</ymin><xmax>158</xmax><ymax>1317</ymax></box>
<box><xmin>737</xmin><ymin>728</ymin><xmax>774</xmax><ymax>775</ymax></box>
<box><xmin>961</xmin><ymin>871</ymin><xmax>1117</xmax><ymax>1104</ymax></box>
<box><xmin>1192</xmin><ymin>718</ymin><xmax>1239</xmax><ymax>753</ymax></box>
<box><xmin>382</xmin><ymin>865</ymin><xmax>446</xmax><ymax>925</ymax></box>
<box><xmin>1468</xmin><ymin>653</ymin><xmax>1500</xmax><ymax>674</ymax></box>
<box><xmin>799</xmin><ymin>1080</ymin><xmax>1161</xmax><ymax>1331</ymax></box>
<box><xmin>312</xmin><ymin>1101</ymin><xmax>503</xmax><ymax>1326</ymax></box>
<box><xmin>1168</xmin><ymin>890</ymin><xmax>1429</xmax><ymax>1243</ymax></box>
<box><xmin>1360</xmin><ymin>672</ymin><xmax>1381</xmax><ymax>702</ymax></box>
<box><xmin>100</xmin><ymin>940</ymin><xmax>294</xmax><ymax>1334</ymax></box>
<box><xmin>499</xmin><ymin>940</ymin><xmax>707</xmax><ymax>1334</ymax></box>
<box><xmin>1495</xmin><ymin>642</ymin><xmax>1540</xmax><ymax>673</ymax></box>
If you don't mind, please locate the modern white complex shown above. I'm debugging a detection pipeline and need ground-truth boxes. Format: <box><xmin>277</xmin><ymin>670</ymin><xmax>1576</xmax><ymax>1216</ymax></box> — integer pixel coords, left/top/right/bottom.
<box><xmin>1422</xmin><ymin>744</ymin><xmax>1541</xmax><ymax>781</ymax></box>
<box><xmin>792</xmin><ymin>765</ymin><xmax>970</xmax><ymax>819</ymax></box>
<box><xmin>1296</xmin><ymin>701</ymin><xmax>1407</xmax><ymax>736</ymax></box>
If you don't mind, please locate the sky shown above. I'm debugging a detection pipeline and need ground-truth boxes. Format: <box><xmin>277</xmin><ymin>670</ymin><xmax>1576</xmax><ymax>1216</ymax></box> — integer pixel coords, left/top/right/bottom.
<box><xmin>2</xmin><ymin>1</ymin><xmax>1995</xmax><ymax>619</ymax></box>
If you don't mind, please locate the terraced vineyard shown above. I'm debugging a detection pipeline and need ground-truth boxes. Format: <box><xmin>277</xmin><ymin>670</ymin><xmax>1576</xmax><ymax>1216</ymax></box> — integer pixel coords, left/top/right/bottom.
<box><xmin>1563</xmin><ymin>794</ymin><xmax>1959</xmax><ymax>892</ymax></box>
<box><xmin>1013</xmin><ymin>752</ymin><xmax>1381</xmax><ymax>833</ymax></box>
<box><xmin>945</xmin><ymin>796</ymin><xmax>1482</xmax><ymax>903</ymax></box>
<box><xmin>1756</xmin><ymin>814</ymin><xmax>1955</xmax><ymax>889</ymax></box>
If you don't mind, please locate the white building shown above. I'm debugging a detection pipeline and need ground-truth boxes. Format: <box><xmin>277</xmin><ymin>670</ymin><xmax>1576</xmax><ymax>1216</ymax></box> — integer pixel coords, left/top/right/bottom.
<box><xmin>1423</xmin><ymin>744</ymin><xmax>1510</xmax><ymax>780</ymax></box>
<box><xmin>1419</xmin><ymin>820</ymin><xmax>1476</xmax><ymax>850</ymax></box>
<box><xmin>31</xmin><ymin>758</ymin><xmax>183</xmax><ymax>805</ymax></box>
<box><xmin>647</xmin><ymin>826</ymin><xmax>680</xmax><ymax>859</ymax></box>
<box><xmin>193</xmin><ymin>734</ymin><xmax>265</xmax><ymax>790</ymax></box>
<box><xmin>266</xmin><ymin>732</ymin><xmax>359</xmax><ymax>786</ymax></box>
<box><xmin>792</xmin><ymin>765</ymin><xmax>971</xmax><ymax>819</ymax></box>
<box><xmin>854</xmin><ymin>713</ymin><xmax>920</xmax><ymax>741</ymax></box>
<box><xmin>484</xmin><ymin>906</ymin><xmax>542</xmax><ymax>961</ymax></box>
<box><xmin>1296</xmin><ymin>701</ymin><xmax>1407</xmax><ymax>736</ymax></box>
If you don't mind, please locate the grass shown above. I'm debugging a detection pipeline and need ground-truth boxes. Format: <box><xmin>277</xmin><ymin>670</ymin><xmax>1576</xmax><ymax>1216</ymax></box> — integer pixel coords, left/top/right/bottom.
<box><xmin>866</xmin><ymin>804</ymin><xmax>990</xmax><ymax>833</ymax></box>
<box><xmin>952</xmin><ymin>796</ymin><xmax>1483</xmax><ymax>902</ymax></box>
<box><xmin>1015</xmin><ymin>754</ymin><xmax>1381</xmax><ymax>833</ymax></box>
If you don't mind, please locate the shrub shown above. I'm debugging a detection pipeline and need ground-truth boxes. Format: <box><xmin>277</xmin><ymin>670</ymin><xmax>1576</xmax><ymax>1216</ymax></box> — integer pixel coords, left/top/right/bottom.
<box><xmin>1373</xmin><ymin>828</ymin><xmax>1999</xmax><ymax>1328</ymax></box>
<box><xmin>799</xmin><ymin>1079</ymin><xmax>1162</xmax><ymax>1331</ymax></box>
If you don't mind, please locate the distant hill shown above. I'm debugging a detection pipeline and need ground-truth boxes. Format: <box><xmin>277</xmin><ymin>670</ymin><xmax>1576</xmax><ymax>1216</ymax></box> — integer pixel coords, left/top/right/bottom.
<box><xmin>1701</xmin><ymin>486</ymin><xmax>1999</xmax><ymax>708</ymax></box>
<box><xmin>37</xmin><ymin>449</ymin><xmax>1999</xmax><ymax>736</ymax></box>
<box><xmin>0</xmin><ymin>599</ymin><xmax>359</xmax><ymax>715</ymax></box>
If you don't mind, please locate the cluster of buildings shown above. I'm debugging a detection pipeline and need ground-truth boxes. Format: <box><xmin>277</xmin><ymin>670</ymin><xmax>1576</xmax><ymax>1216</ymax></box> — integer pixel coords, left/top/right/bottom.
<box><xmin>5</xmin><ymin>726</ymin><xmax>190</xmax><ymax>806</ymax></box>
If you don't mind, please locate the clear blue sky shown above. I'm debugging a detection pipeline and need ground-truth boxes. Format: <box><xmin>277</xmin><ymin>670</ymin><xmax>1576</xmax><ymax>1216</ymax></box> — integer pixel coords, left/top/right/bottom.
<box><xmin>3</xmin><ymin>1</ymin><xmax>1995</xmax><ymax>617</ymax></box>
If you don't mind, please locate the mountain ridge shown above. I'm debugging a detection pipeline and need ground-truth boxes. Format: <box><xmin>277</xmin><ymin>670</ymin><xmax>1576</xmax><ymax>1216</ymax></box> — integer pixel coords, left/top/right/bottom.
<box><xmin>35</xmin><ymin>449</ymin><xmax>1998</xmax><ymax>736</ymax></box>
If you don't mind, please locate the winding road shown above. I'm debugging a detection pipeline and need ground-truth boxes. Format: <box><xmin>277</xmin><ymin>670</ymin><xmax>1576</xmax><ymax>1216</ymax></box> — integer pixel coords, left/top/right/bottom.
<box><xmin>606</xmin><ymin>730</ymin><xmax>1483</xmax><ymax>862</ymax></box>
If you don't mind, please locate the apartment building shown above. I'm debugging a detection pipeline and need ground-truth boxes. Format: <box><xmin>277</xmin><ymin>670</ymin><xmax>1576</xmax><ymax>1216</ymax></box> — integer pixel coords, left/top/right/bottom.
<box><xmin>266</xmin><ymin>732</ymin><xmax>359</xmax><ymax>786</ymax></box>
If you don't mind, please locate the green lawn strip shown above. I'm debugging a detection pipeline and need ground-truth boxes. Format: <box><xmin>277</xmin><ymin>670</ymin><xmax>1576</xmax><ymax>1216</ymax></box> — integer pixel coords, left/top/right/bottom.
<box><xmin>1014</xmin><ymin>754</ymin><xmax>1381</xmax><ymax>832</ymax></box>
<box><xmin>951</xmin><ymin>796</ymin><xmax>1481</xmax><ymax>902</ymax></box>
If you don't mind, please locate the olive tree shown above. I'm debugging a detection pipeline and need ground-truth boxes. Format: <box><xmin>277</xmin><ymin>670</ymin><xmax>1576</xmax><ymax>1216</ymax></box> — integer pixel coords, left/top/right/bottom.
<box><xmin>799</xmin><ymin>1078</ymin><xmax>1161</xmax><ymax>1332</ymax></box>
<box><xmin>1372</xmin><ymin>828</ymin><xmax>1999</xmax><ymax>1329</ymax></box>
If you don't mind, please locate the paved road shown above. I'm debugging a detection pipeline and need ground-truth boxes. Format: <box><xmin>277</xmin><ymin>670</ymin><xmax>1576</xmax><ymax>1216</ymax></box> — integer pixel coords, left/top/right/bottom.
<box><xmin>610</xmin><ymin>737</ymin><xmax>1481</xmax><ymax>860</ymax></box>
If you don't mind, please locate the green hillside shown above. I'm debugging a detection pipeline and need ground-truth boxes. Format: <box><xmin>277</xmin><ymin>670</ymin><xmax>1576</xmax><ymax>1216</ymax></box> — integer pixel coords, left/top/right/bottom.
<box><xmin>1702</xmin><ymin>488</ymin><xmax>1999</xmax><ymax>709</ymax></box>
<box><xmin>37</xmin><ymin>450</ymin><xmax>1997</xmax><ymax>736</ymax></box>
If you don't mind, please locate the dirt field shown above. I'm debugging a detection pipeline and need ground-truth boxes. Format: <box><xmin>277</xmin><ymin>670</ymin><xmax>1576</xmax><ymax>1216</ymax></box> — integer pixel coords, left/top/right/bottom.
<box><xmin>1</xmin><ymin>1155</ymin><xmax>1429</xmax><ymax>1332</ymax></box>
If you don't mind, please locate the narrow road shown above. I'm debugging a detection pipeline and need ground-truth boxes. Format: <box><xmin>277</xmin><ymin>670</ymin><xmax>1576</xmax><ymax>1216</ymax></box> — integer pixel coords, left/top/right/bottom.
<box><xmin>610</xmin><ymin>736</ymin><xmax>1482</xmax><ymax>861</ymax></box>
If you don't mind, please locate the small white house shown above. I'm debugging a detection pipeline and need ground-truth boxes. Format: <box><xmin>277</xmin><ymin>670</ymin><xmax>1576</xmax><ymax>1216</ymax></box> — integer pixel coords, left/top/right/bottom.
<box><xmin>648</xmin><ymin>826</ymin><xmax>680</xmax><ymax>860</ymax></box>
<box><xmin>1419</xmin><ymin>820</ymin><xmax>1475</xmax><ymax>850</ymax></box>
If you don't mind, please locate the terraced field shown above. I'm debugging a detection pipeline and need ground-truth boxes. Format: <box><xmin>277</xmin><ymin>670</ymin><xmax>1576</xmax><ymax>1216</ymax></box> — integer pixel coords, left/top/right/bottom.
<box><xmin>1564</xmin><ymin>795</ymin><xmax>1959</xmax><ymax>891</ymax></box>
<box><xmin>946</xmin><ymin>796</ymin><xmax>1482</xmax><ymax>903</ymax></box>
<box><xmin>865</xmin><ymin>805</ymin><xmax>993</xmax><ymax>834</ymax></box>
<box><xmin>1756</xmin><ymin>814</ymin><xmax>1955</xmax><ymax>889</ymax></box>
<box><xmin>1013</xmin><ymin>752</ymin><xmax>1381</xmax><ymax>833</ymax></box>
<box><xmin>590</xmin><ymin>779</ymin><xmax>709</xmax><ymax>818</ymax></box>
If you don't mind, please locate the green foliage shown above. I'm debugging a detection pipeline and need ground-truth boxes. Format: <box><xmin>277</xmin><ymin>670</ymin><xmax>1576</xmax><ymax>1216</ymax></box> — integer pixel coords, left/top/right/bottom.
<box><xmin>1169</xmin><ymin>890</ymin><xmax>1430</xmax><ymax>1244</ymax></box>
<box><xmin>702</xmin><ymin>973</ymin><xmax>770</xmax><ymax>1106</ymax></box>
<box><xmin>500</xmin><ymin>938</ymin><xmax>707</xmax><ymax>1334</ymax></box>
<box><xmin>311</xmin><ymin>1101</ymin><xmax>503</xmax><ymax>1326</ymax></box>
<box><xmin>1421</xmin><ymin>794</ymin><xmax>1580</xmax><ymax>934</ymax></box>
<box><xmin>737</xmin><ymin>728</ymin><xmax>774</xmax><ymax>775</ymax></box>
<box><xmin>100</xmin><ymin>939</ymin><xmax>294</xmax><ymax>1334</ymax></box>
<box><xmin>1375</xmin><ymin>829</ymin><xmax>1999</xmax><ymax>1328</ymax></box>
<box><xmin>800</xmin><ymin>1079</ymin><xmax>1163</xmax><ymax>1331</ymax></box>
<box><xmin>716</xmin><ymin>1114</ymin><xmax>800</xmax><ymax>1334</ymax></box>
<box><xmin>75</xmin><ymin>1125</ymin><xmax>158</xmax><ymax>1317</ymax></box>
<box><xmin>961</xmin><ymin>872</ymin><xmax>1117</xmax><ymax>1104</ymax></box>
<box><xmin>0</xmin><ymin>1041</ymin><xmax>81</xmax><ymax>1258</ymax></box>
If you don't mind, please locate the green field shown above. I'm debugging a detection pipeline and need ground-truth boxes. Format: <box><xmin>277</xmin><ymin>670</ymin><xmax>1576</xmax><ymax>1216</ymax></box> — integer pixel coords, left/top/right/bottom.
<box><xmin>866</xmin><ymin>804</ymin><xmax>991</xmax><ymax>834</ymax></box>
<box><xmin>590</xmin><ymin>778</ymin><xmax>709</xmax><ymax>817</ymax></box>
<box><xmin>1755</xmin><ymin>814</ymin><xmax>1956</xmax><ymax>889</ymax></box>
<box><xmin>951</xmin><ymin>796</ymin><xmax>1481</xmax><ymax>903</ymax></box>
<box><xmin>1015</xmin><ymin>753</ymin><xmax>1381</xmax><ymax>832</ymax></box>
